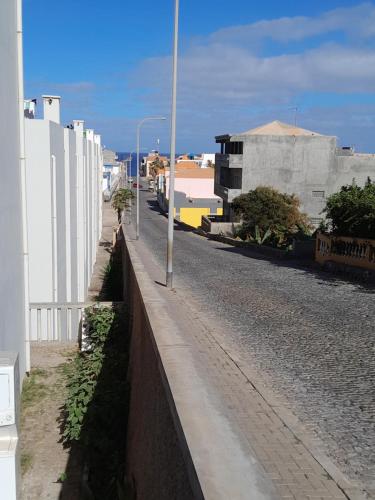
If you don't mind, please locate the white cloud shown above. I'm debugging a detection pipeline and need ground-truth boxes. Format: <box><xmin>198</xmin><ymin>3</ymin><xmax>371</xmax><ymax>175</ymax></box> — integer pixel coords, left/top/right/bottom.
<box><xmin>126</xmin><ymin>3</ymin><xmax>375</xmax><ymax>151</ymax></box>
<box><xmin>208</xmin><ymin>3</ymin><xmax>375</xmax><ymax>45</ymax></box>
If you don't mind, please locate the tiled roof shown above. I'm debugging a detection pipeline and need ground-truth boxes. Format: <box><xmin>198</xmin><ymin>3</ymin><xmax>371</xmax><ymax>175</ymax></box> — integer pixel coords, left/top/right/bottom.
<box><xmin>240</xmin><ymin>120</ymin><xmax>322</xmax><ymax>137</ymax></box>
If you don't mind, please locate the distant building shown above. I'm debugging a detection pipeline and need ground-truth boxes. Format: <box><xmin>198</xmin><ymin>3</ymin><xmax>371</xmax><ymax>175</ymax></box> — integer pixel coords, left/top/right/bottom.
<box><xmin>141</xmin><ymin>151</ymin><xmax>169</xmax><ymax>177</ymax></box>
<box><xmin>157</xmin><ymin>165</ymin><xmax>222</xmax><ymax>228</ymax></box>
<box><xmin>102</xmin><ymin>148</ymin><xmax>124</xmax><ymax>194</ymax></box>
<box><xmin>214</xmin><ymin>120</ymin><xmax>375</xmax><ymax>225</ymax></box>
<box><xmin>24</xmin><ymin>99</ymin><xmax>37</xmax><ymax>119</ymax></box>
<box><xmin>201</xmin><ymin>153</ymin><xmax>215</xmax><ymax>168</ymax></box>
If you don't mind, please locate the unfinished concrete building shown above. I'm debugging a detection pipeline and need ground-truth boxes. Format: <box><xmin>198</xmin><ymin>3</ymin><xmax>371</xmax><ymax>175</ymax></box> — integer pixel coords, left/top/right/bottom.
<box><xmin>214</xmin><ymin>120</ymin><xmax>375</xmax><ymax>225</ymax></box>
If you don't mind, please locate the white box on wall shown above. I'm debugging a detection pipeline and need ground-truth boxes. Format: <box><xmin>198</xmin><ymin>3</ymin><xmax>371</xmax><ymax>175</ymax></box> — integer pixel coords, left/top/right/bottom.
<box><xmin>0</xmin><ymin>425</ymin><xmax>20</xmax><ymax>500</ymax></box>
<box><xmin>0</xmin><ymin>353</ymin><xmax>20</xmax><ymax>427</ymax></box>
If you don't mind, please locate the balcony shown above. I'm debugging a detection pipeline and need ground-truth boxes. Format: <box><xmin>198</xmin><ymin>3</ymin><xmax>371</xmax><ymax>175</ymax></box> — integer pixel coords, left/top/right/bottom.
<box><xmin>215</xmin><ymin>153</ymin><xmax>243</xmax><ymax>169</ymax></box>
<box><xmin>214</xmin><ymin>183</ymin><xmax>242</xmax><ymax>203</ymax></box>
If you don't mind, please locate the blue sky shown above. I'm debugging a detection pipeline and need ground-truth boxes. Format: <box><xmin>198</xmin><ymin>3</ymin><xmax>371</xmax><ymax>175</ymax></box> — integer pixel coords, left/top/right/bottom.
<box><xmin>24</xmin><ymin>0</ymin><xmax>375</xmax><ymax>152</ymax></box>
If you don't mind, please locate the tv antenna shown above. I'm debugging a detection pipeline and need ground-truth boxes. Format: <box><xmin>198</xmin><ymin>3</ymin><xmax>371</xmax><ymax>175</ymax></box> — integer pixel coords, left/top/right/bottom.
<box><xmin>289</xmin><ymin>106</ymin><xmax>298</xmax><ymax>126</ymax></box>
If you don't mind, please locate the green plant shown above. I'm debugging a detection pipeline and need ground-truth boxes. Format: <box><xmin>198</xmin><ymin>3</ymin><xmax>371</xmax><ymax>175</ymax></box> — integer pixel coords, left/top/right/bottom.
<box><xmin>62</xmin><ymin>307</ymin><xmax>115</xmax><ymax>443</ymax></box>
<box><xmin>21</xmin><ymin>368</ymin><xmax>49</xmax><ymax>410</ymax></box>
<box><xmin>232</xmin><ymin>186</ymin><xmax>311</xmax><ymax>248</ymax></box>
<box><xmin>323</xmin><ymin>177</ymin><xmax>375</xmax><ymax>238</ymax></box>
<box><xmin>21</xmin><ymin>452</ymin><xmax>33</xmax><ymax>475</ymax></box>
<box><xmin>61</xmin><ymin>304</ymin><xmax>130</xmax><ymax>499</ymax></box>
<box><xmin>112</xmin><ymin>189</ymin><xmax>134</xmax><ymax>221</ymax></box>
<box><xmin>57</xmin><ymin>472</ymin><xmax>67</xmax><ymax>483</ymax></box>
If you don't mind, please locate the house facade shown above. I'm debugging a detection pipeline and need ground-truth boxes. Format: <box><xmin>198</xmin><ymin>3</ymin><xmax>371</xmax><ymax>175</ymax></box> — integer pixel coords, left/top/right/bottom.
<box><xmin>157</xmin><ymin>167</ymin><xmax>223</xmax><ymax>228</ymax></box>
<box><xmin>215</xmin><ymin>120</ymin><xmax>375</xmax><ymax>225</ymax></box>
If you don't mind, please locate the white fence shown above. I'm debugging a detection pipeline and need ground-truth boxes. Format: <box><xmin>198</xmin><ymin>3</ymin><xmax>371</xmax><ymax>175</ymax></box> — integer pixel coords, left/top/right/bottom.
<box><xmin>29</xmin><ymin>301</ymin><xmax>119</xmax><ymax>342</ymax></box>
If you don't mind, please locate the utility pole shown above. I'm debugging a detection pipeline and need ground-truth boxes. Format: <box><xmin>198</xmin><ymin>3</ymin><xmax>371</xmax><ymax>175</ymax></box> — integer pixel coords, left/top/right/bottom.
<box><xmin>166</xmin><ymin>0</ymin><xmax>179</xmax><ymax>289</ymax></box>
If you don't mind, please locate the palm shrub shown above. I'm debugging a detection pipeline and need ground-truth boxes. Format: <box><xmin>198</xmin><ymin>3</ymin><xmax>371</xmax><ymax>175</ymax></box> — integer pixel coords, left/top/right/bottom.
<box><xmin>111</xmin><ymin>188</ymin><xmax>134</xmax><ymax>222</ymax></box>
<box><xmin>323</xmin><ymin>178</ymin><xmax>375</xmax><ymax>238</ymax></box>
<box><xmin>232</xmin><ymin>186</ymin><xmax>311</xmax><ymax>248</ymax></box>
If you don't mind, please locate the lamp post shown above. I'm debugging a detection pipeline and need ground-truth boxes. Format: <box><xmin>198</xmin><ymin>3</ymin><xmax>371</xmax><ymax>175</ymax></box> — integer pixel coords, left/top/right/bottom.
<box><xmin>166</xmin><ymin>0</ymin><xmax>179</xmax><ymax>288</ymax></box>
<box><xmin>136</xmin><ymin>117</ymin><xmax>166</xmax><ymax>239</ymax></box>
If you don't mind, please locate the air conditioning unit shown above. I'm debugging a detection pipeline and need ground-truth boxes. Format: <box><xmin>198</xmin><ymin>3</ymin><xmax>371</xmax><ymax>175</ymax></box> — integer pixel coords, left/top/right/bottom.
<box><xmin>0</xmin><ymin>353</ymin><xmax>19</xmax><ymax>427</ymax></box>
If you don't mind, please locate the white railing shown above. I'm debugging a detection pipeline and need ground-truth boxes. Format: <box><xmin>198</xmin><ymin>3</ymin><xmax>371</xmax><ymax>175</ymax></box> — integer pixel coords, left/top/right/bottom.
<box><xmin>29</xmin><ymin>302</ymin><xmax>91</xmax><ymax>342</ymax></box>
<box><xmin>29</xmin><ymin>301</ymin><xmax>119</xmax><ymax>342</ymax></box>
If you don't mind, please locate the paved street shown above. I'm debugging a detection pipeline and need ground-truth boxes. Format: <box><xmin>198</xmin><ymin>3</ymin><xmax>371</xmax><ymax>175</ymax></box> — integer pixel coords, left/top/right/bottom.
<box><xmin>130</xmin><ymin>188</ymin><xmax>375</xmax><ymax>496</ymax></box>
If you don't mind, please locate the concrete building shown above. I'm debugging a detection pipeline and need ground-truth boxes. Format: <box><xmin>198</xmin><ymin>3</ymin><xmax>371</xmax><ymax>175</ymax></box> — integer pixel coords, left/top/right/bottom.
<box><xmin>0</xmin><ymin>0</ymin><xmax>28</xmax><ymax>376</ymax></box>
<box><xmin>25</xmin><ymin>97</ymin><xmax>103</xmax><ymax>341</ymax></box>
<box><xmin>158</xmin><ymin>167</ymin><xmax>222</xmax><ymax>228</ymax></box>
<box><xmin>215</xmin><ymin>120</ymin><xmax>375</xmax><ymax>225</ymax></box>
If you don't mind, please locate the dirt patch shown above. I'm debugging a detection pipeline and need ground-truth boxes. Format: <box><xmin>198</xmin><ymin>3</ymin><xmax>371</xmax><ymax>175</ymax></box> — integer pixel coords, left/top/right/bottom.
<box><xmin>20</xmin><ymin>342</ymin><xmax>82</xmax><ymax>500</ymax></box>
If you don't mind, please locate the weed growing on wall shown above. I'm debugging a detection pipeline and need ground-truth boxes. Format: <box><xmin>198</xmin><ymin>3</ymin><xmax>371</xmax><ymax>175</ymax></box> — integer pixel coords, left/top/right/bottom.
<box><xmin>61</xmin><ymin>304</ymin><xmax>130</xmax><ymax>499</ymax></box>
<box><xmin>62</xmin><ymin>307</ymin><xmax>115</xmax><ymax>443</ymax></box>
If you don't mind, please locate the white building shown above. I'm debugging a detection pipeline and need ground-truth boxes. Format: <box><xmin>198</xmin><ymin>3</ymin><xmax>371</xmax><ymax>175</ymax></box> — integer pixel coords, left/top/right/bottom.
<box><xmin>0</xmin><ymin>0</ymin><xmax>28</xmax><ymax>377</ymax></box>
<box><xmin>25</xmin><ymin>97</ymin><xmax>103</xmax><ymax>341</ymax></box>
<box><xmin>201</xmin><ymin>153</ymin><xmax>215</xmax><ymax>168</ymax></box>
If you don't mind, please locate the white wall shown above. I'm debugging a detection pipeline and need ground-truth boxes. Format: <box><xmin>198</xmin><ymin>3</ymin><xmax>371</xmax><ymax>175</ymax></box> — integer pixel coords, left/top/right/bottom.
<box><xmin>26</xmin><ymin>116</ymin><xmax>103</xmax><ymax>340</ymax></box>
<box><xmin>0</xmin><ymin>0</ymin><xmax>27</xmax><ymax>374</ymax></box>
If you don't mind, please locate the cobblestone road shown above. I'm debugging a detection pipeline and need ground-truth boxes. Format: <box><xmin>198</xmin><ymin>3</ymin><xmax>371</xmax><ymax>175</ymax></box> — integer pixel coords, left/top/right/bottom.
<box><xmin>134</xmin><ymin>191</ymin><xmax>375</xmax><ymax>496</ymax></box>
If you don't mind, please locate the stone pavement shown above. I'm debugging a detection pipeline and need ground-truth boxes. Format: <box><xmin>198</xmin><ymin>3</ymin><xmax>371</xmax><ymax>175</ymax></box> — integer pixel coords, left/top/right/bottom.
<box><xmin>126</xmin><ymin>218</ymin><xmax>366</xmax><ymax>500</ymax></box>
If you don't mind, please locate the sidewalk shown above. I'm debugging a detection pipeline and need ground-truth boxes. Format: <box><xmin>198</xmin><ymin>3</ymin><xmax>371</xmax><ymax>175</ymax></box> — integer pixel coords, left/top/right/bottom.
<box><xmin>125</xmin><ymin>223</ymin><xmax>365</xmax><ymax>500</ymax></box>
<box><xmin>87</xmin><ymin>200</ymin><xmax>118</xmax><ymax>301</ymax></box>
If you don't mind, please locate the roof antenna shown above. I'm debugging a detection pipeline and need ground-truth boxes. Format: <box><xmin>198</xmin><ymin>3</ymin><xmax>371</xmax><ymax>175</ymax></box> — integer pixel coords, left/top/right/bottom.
<box><xmin>289</xmin><ymin>106</ymin><xmax>298</xmax><ymax>126</ymax></box>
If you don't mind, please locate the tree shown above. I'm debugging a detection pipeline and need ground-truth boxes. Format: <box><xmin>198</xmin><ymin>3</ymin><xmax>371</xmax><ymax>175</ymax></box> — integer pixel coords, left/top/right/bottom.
<box><xmin>323</xmin><ymin>178</ymin><xmax>375</xmax><ymax>238</ymax></box>
<box><xmin>149</xmin><ymin>156</ymin><xmax>165</xmax><ymax>179</ymax></box>
<box><xmin>111</xmin><ymin>188</ymin><xmax>134</xmax><ymax>222</ymax></box>
<box><xmin>232</xmin><ymin>186</ymin><xmax>311</xmax><ymax>247</ymax></box>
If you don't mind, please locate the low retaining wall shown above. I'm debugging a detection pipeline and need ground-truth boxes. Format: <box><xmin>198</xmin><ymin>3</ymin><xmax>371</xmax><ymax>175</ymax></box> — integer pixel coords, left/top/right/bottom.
<box><xmin>202</xmin><ymin>232</ymin><xmax>315</xmax><ymax>260</ymax></box>
<box><xmin>120</xmin><ymin>225</ymin><xmax>277</xmax><ymax>500</ymax></box>
<box><xmin>316</xmin><ymin>232</ymin><xmax>375</xmax><ymax>270</ymax></box>
<box><xmin>121</xmin><ymin>232</ymin><xmax>196</xmax><ymax>500</ymax></box>
<box><xmin>201</xmin><ymin>216</ymin><xmax>240</xmax><ymax>236</ymax></box>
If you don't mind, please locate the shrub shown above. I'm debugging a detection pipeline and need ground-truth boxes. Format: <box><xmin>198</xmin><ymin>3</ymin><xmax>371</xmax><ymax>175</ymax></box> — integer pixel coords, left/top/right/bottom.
<box><xmin>232</xmin><ymin>186</ymin><xmax>311</xmax><ymax>248</ymax></box>
<box><xmin>323</xmin><ymin>178</ymin><xmax>375</xmax><ymax>239</ymax></box>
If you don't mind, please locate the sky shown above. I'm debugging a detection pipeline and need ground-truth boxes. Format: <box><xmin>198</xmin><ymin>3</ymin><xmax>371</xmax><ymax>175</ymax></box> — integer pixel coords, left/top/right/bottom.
<box><xmin>23</xmin><ymin>0</ymin><xmax>375</xmax><ymax>153</ymax></box>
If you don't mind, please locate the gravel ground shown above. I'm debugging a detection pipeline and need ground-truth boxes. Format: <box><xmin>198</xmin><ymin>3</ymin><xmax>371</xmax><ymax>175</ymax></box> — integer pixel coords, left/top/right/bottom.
<box><xmin>133</xmin><ymin>190</ymin><xmax>375</xmax><ymax>495</ymax></box>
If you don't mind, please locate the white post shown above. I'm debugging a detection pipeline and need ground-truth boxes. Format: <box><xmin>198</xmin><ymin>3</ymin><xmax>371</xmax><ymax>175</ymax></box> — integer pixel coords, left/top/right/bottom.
<box><xmin>166</xmin><ymin>0</ymin><xmax>179</xmax><ymax>289</ymax></box>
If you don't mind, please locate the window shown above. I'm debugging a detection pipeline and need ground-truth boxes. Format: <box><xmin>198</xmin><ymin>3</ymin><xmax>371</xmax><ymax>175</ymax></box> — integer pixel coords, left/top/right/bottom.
<box><xmin>224</xmin><ymin>142</ymin><xmax>243</xmax><ymax>155</ymax></box>
<box><xmin>312</xmin><ymin>191</ymin><xmax>325</xmax><ymax>198</ymax></box>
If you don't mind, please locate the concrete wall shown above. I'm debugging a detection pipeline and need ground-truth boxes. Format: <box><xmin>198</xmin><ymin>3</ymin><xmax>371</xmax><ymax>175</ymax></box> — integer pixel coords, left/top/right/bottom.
<box><xmin>25</xmin><ymin>117</ymin><xmax>103</xmax><ymax>340</ymax></box>
<box><xmin>121</xmin><ymin>239</ymin><xmax>196</xmax><ymax>500</ymax></box>
<box><xmin>25</xmin><ymin>120</ymin><xmax>55</xmax><ymax>304</ymax></box>
<box><xmin>333</xmin><ymin>153</ymin><xmax>375</xmax><ymax>191</ymax></box>
<box><xmin>0</xmin><ymin>0</ymin><xmax>27</xmax><ymax>375</ymax></box>
<box><xmin>240</xmin><ymin>135</ymin><xmax>336</xmax><ymax>222</ymax></box>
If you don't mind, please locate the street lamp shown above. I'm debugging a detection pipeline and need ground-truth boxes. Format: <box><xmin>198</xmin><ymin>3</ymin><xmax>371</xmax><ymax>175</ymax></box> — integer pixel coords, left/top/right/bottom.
<box><xmin>166</xmin><ymin>0</ymin><xmax>179</xmax><ymax>289</ymax></box>
<box><xmin>136</xmin><ymin>117</ymin><xmax>166</xmax><ymax>240</ymax></box>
